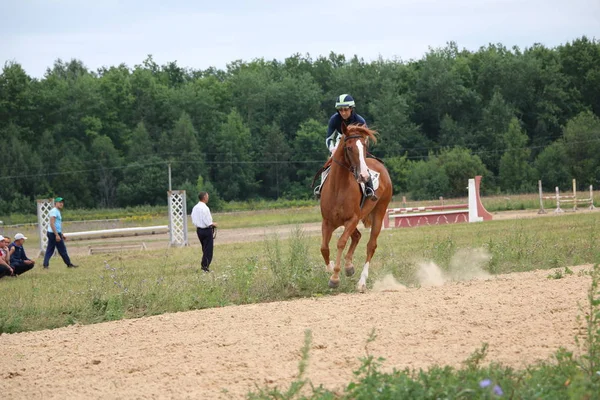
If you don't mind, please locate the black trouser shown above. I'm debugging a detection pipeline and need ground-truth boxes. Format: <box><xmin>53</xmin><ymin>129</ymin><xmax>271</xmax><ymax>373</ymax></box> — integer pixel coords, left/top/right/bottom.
<box><xmin>43</xmin><ymin>232</ymin><xmax>72</xmax><ymax>267</ymax></box>
<box><xmin>11</xmin><ymin>261</ymin><xmax>35</xmax><ymax>275</ymax></box>
<box><xmin>196</xmin><ymin>227</ymin><xmax>214</xmax><ymax>270</ymax></box>
<box><xmin>0</xmin><ymin>264</ymin><xmax>12</xmax><ymax>278</ymax></box>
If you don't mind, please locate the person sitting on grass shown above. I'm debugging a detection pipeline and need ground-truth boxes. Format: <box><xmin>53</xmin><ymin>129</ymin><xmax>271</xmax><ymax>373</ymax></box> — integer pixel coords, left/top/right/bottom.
<box><xmin>2</xmin><ymin>235</ymin><xmax>14</xmax><ymax>261</ymax></box>
<box><xmin>0</xmin><ymin>235</ymin><xmax>14</xmax><ymax>278</ymax></box>
<box><xmin>9</xmin><ymin>233</ymin><xmax>35</xmax><ymax>276</ymax></box>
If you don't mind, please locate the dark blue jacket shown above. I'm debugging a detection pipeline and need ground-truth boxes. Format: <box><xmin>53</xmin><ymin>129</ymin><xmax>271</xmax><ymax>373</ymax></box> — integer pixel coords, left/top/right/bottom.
<box><xmin>325</xmin><ymin>111</ymin><xmax>367</xmax><ymax>151</ymax></box>
<box><xmin>9</xmin><ymin>242</ymin><xmax>30</xmax><ymax>265</ymax></box>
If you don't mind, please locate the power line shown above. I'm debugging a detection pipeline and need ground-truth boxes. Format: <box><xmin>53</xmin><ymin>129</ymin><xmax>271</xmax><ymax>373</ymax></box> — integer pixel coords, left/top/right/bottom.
<box><xmin>2</xmin><ymin>136</ymin><xmax>599</xmax><ymax>181</ymax></box>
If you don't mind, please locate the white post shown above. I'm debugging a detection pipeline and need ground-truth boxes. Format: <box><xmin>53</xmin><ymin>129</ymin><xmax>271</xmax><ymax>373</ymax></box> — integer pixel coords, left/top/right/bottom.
<box><xmin>168</xmin><ymin>190</ymin><xmax>188</xmax><ymax>247</ymax></box>
<box><xmin>36</xmin><ymin>198</ymin><xmax>54</xmax><ymax>256</ymax></box>
<box><xmin>590</xmin><ymin>185</ymin><xmax>597</xmax><ymax>210</ymax></box>
<box><xmin>572</xmin><ymin>179</ymin><xmax>577</xmax><ymax>212</ymax></box>
<box><xmin>538</xmin><ymin>180</ymin><xmax>546</xmax><ymax>214</ymax></box>
<box><xmin>467</xmin><ymin>178</ymin><xmax>480</xmax><ymax>222</ymax></box>
<box><xmin>555</xmin><ymin>187</ymin><xmax>563</xmax><ymax>213</ymax></box>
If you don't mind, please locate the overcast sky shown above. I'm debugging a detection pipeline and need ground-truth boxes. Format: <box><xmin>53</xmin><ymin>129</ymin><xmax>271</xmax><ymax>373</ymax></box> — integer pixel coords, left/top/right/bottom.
<box><xmin>1</xmin><ymin>0</ymin><xmax>599</xmax><ymax>78</ymax></box>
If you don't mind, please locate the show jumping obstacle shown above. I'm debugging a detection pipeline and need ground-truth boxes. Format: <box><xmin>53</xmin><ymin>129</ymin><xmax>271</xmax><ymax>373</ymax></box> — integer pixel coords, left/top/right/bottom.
<box><xmin>36</xmin><ymin>190</ymin><xmax>188</xmax><ymax>255</ymax></box>
<box><xmin>538</xmin><ymin>179</ymin><xmax>596</xmax><ymax>214</ymax></box>
<box><xmin>383</xmin><ymin>176</ymin><xmax>492</xmax><ymax>229</ymax></box>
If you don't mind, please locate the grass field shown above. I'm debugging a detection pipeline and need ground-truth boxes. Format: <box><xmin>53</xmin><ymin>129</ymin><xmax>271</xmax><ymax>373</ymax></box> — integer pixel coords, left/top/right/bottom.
<box><xmin>1</xmin><ymin>211</ymin><xmax>599</xmax><ymax>334</ymax></box>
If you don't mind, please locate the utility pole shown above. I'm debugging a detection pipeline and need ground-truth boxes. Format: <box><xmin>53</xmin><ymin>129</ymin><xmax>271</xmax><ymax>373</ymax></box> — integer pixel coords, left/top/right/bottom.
<box><xmin>168</xmin><ymin>162</ymin><xmax>172</xmax><ymax>191</ymax></box>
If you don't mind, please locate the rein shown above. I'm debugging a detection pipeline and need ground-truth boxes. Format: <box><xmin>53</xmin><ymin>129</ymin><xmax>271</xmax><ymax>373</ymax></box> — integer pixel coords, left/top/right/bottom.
<box><xmin>327</xmin><ymin>134</ymin><xmax>372</xmax><ymax>178</ymax></box>
<box><xmin>333</xmin><ymin>134</ymin><xmax>365</xmax><ymax>175</ymax></box>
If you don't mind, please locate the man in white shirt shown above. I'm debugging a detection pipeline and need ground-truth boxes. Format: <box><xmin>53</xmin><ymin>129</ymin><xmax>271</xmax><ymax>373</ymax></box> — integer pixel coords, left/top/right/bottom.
<box><xmin>191</xmin><ymin>192</ymin><xmax>217</xmax><ymax>272</ymax></box>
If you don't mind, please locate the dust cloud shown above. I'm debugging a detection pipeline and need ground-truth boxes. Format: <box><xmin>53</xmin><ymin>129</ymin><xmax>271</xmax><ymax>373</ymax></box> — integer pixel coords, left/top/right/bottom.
<box><xmin>371</xmin><ymin>248</ymin><xmax>491</xmax><ymax>290</ymax></box>
<box><xmin>372</xmin><ymin>274</ymin><xmax>407</xmax><ymax>292</ymax></box>
<box><xmin>417</xmin><ymin>248</ymin><xmax>491</xmax><ymax>287</ymax></box>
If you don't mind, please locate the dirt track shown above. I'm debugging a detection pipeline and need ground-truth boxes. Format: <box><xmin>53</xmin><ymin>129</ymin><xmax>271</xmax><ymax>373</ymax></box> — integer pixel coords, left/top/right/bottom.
<box><xmin>66</xmin><ymin>208</ymin><xmax>551</xmax><ymax>255</ymax></box>
<box><xmin>0</xmin><ymin>262</ymin><xmax>593</xmax><ymax>399</ymax></box>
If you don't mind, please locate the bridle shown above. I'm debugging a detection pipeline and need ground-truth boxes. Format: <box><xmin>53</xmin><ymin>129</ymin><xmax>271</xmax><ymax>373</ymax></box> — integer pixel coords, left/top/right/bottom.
<box><xmin>332</xmin><ymin>134</ymin><xmax>364</xmax><ymax>179</ymax></box>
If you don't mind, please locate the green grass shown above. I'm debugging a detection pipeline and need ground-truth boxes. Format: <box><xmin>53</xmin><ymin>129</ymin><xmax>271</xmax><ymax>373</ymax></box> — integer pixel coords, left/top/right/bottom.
<box><xmin>1</xmin><ymin>212</ymin><xmax>600</xmax><ymax>333</ymax></box>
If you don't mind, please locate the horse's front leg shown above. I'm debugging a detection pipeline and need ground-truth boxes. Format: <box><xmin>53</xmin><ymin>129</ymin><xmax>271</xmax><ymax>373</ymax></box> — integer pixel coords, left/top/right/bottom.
<box><xmin>343</xmin><ymin>228</ymin><xmax>362</xmax><ymax>277</ymax></box>
<box><xmin>357</xmin><ymin>211</ymin><xmax>385</xmax><ymax>292</ymax></box>
<box><xmin>321</xmin><ymin>220</ymin><xmax>335</xmax><ymax>273</ymax></box>
<box><xmin>330</xmin><ymin>218</ymin><xmax>360</xmax><ymax>288</ymax></box>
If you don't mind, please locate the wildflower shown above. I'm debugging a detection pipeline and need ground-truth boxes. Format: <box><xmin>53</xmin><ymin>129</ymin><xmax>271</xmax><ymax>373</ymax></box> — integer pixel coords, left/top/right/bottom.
<box><xmin>480</xmin><ymin>379</ymin><xmax>503</xmax><ymax>397</ymax></box>
<box><xmin>493</xmin><ymin>385</ymin><xmax>503</xmax><ymax>396</ymax></box>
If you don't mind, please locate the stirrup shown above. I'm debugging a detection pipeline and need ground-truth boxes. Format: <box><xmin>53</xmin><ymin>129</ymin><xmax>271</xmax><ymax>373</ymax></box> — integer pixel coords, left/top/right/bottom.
<box><xmin>314</xmin><ymin>185</ymin><xmax>322</xmax><ymax>199</ymax></box>
<box><xmin>365</xmin><ymin>187</ymin><xmax>378</xmax><ymax>201</ymax></box>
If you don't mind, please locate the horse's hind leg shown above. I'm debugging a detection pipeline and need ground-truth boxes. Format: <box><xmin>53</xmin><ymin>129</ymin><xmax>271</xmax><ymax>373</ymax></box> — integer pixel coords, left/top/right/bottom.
<box><xmin>344</xmin><ymin>228</ymin><xmax>361</xmax><ymax>277</ymax></box>
<box><xmin>321</xmin><ymin>220</ymin><xmax>335</xmax><ymax>272</ymax></box>
<box><xmin>357</xmin><ymin>211</ymin><xmax>385</xmax><ymax>293</ymax></box>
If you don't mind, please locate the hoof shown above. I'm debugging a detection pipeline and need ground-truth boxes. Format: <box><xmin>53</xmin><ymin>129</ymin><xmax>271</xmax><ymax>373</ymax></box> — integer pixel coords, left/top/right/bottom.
<box><xmin>345</xmin><ymin>266</ymin><xmax>355</xmax><ymax>277</ymax></box>
<box><xmin>358</xmin><ymin>283</ymin><xmax>367</xmax><ymax>293</ymax></box>
<box><xmin>328</xmin><ymin>279</ymin><xmax>340</xmax><ymax>289</ymax></box>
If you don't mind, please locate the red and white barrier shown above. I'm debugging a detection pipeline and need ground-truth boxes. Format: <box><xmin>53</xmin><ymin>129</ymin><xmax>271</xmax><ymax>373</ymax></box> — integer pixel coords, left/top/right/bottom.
<box><xmin>383</xmin><ymin>176</ymin><xmax>492</xmax><ymax>229</ymax></box>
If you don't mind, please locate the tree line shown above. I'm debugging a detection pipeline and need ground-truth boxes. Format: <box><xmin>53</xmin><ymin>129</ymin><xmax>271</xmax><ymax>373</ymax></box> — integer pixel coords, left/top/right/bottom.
<box><xmin>1</xmin><ymin>36</ymin><xmax>599</xmax><ymax>212</ymax></box>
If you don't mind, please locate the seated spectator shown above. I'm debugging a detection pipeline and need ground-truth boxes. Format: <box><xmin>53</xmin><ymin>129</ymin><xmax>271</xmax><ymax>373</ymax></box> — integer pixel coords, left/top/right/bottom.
<box><xmin>2</xmin><ymin>235</ymin><xmax>14</xmax><ymax>260</ymax></box>
<box><xmin>9</xmin><ymin>233</ymin><xmax>35</xmax><ymax>276</ymax></box>
<box><xmin>0</xmin><ymin>235</ymin><xmax>13</xmax><ymax>278</ymax></box>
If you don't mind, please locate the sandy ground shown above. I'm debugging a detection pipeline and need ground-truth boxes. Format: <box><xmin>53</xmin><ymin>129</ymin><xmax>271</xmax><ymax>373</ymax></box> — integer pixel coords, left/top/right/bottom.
<box><xmin>0</xmin><ymin>264</ymin><xmax>594</xmax><ymax>399</ymax></box>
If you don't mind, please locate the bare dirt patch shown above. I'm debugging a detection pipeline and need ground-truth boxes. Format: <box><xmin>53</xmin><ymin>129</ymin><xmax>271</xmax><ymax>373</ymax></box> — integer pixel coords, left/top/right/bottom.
<box><xmin>1</xmin><ymin>265</ymin><xmax>593</xmax><ymax>399</ymax></box>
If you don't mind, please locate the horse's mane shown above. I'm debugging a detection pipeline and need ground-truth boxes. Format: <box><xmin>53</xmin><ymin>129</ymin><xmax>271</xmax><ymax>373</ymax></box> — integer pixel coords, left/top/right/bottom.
<box><xmin>345</xmin><ymin>125</ymin><xmax>378</xmax><ymax>145</ymax></box>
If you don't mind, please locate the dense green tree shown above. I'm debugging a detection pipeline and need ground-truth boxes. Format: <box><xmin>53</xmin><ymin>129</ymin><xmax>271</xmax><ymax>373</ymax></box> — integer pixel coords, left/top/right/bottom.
<box><xmin>438</xmin><ymin>147</ymin><xmax>490</xmax><ymax>197</ymax></box>
<box><xmin>0</xmin><ymin>62</ymin><xmax>36</xmax><ymax>132</ymax></box>
<box><xmin>117</xmin><ymin>156</ymin><xmax>167</xmax><ymax>207</ymax></box>
<box><xmin>90</xmin><ymin>135</ymin><xmax>122</xmax><ymax>207</ymax></box>
<box><xmin>1</xmin><ymin>36</ymin><xmax>599</xmax><ymax>212</ymax></box>
<box><xmin>558</xmin><ymin>36</ymin><xmax>600</xmax><ymax>116</ymax></box>
<box><xmin>289</xmin><ymin>119</ymin><xmax>329</xmax><ymax>197</ymax></box>
<box><xmin>475</xmin><ymin>90</ymin><xmax>515</xmax><ymax>174</ymax></box>
<box><xmin>213</xmin><ymin>110</ymin><xmax>257</xmax><ymax>200</ymax></box>
<box><xmin>160</xmin><ymin>112</ymin><xmax>205</xmax><ymax>187</ymax></box>
<box><xmin>499</xmin><ymin>118</ymin><xmax>535</xmax><ymax>192</ymax></box>
<box><xmin>561</xmin><ymin>111</ymin><xmax>600</xmax><ymax>186</ymax></box>
<box><xmin>385</xmin><ymin>155</ymin><xmax>411</xmax><ymax>195</ymax></box>
<box><xmin>257</xmin><ymin>124</ymin><xmax>292</xmax><ymax>199</ymax></box>
<box><xmin>369</xmin><ymin>83</ymin><xmax>426</xmax><ymax>158</ymax></box>
<box><xmin>534</xmin><ymin>142</ymin><xmax>571</xmax><ymax>191</ymax></box>
<box><xmin>406</xmin><ymin>157</ymin><xmax>451</xmax><ymax>200</ymax></box>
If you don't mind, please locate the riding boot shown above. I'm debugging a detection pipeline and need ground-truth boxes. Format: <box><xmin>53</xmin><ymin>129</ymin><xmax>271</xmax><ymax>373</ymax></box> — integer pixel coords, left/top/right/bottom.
<box><xmin>314</xmin><ymin>165</ymin><xmax>331</xmax><ymax>200</ymax></box>
<box><xmin>365</xmin><ymin>179</ymin><xmax>378</xmax><ymax>201</ymax></box>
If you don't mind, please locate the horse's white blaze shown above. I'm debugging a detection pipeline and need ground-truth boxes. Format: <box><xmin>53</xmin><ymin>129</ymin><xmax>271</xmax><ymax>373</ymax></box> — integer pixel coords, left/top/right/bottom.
<box><xmin>327</xmin><ymin>261</ymin><xmax>335</xmax><ymax>272</ymax></box>
<box><xmin>356</xmin><ymin>141</ymin><xmax>370</xmax><ymax>182</ymax></box>
<box><xmin>357</xmin><ymin>261</ymin><xmax>370</xmax><ymax>292</ymax></box>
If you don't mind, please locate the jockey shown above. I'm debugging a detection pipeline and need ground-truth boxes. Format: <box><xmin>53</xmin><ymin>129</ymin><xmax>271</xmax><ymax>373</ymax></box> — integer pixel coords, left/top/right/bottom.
<box><xmin>315</xmin><ymin>94</ymin><xmax>377</xmax><ymax>200</ymax></box>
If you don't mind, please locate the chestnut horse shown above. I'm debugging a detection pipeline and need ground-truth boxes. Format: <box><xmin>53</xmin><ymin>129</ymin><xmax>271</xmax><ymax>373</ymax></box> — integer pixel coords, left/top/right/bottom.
<box><xmin>320</xmin><ymin>125</ymin><xmax>393</xmax><ymax>292</ymax></box>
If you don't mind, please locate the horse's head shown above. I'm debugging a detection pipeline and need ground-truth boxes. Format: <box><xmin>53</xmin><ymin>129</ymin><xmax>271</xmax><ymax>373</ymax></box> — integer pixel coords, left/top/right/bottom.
<box><xmin>342</xmin><ymin>125</ymin><xmax>377</xmax><ymax>184</ymax></box>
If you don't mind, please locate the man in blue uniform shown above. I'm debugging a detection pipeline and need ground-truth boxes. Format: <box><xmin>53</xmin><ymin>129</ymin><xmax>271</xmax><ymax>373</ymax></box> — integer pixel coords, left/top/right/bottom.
<box><xmin>315</xmin><ymin>94</ymin><xmax>377</xmax><ymax>200</ymax></box>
